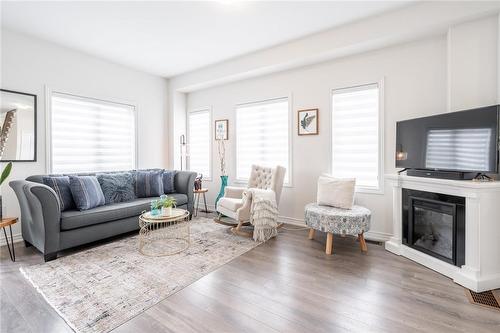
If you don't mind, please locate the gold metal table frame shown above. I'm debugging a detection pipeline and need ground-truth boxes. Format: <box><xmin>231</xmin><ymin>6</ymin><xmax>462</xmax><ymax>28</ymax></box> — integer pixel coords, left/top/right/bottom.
<box><xmin>138</xmin><ymin>209</ymin><xmax>190</xmax><ymax>256</ymax></box>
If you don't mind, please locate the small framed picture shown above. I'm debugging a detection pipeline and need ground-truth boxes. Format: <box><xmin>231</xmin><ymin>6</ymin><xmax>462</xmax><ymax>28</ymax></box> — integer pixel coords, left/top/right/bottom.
<box><xmin>298</xmin><ymin>109</ymin><xmax>318</xmax><ymax>135</ymax></box>
<box><xmin>215</xmin><ymin>119</ymin><xmax>228</xmax><ymax>140</ymax></box>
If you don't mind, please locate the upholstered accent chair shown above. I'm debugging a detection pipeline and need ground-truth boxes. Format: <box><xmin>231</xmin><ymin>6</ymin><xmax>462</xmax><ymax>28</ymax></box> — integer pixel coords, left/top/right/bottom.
<box><xmin>215</xmin><ymin>165</ymin><xmax>286</xmax><ymax>237</ymax></box>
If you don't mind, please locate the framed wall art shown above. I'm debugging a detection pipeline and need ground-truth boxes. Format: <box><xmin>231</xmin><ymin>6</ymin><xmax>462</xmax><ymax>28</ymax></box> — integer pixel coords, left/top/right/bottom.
<box><xmin>298</xmin><ymin>108</ymin><xmax>318</xmax><ymax>136</ymax></box>
<box><xmin>215</xmin><ymin>119</ymin><xmax>228</xmax><ymax>140</ymax></box>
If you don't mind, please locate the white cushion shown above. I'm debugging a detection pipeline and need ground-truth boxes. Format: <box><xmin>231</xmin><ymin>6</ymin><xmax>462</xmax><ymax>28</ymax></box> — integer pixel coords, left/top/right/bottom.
<box><xmin>218</xmin><ymin>197</ymin><xmax>244</xmax><ymax>211</ymax></box>
<box><xmin>317</xmin><ymin>176</ymin><xmax>356</xmax><ymax>209</ymax></box>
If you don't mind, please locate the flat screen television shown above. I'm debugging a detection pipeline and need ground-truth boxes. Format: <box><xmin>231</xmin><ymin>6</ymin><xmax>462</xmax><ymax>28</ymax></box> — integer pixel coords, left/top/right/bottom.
<box><xmin>396</xmin><ymin>105</ymin><xmax>499</xmax><ymax>177</ymax></box>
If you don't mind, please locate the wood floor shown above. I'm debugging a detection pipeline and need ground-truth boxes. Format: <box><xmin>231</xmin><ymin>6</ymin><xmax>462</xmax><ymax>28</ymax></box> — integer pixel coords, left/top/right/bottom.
<box><xmin>1</xmin><ymin>216</ymin><xmax>499</xmax><ymax>333</ymax></box>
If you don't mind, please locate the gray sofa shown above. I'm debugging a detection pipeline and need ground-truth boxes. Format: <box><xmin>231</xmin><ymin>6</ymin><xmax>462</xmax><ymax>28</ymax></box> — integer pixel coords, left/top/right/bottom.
<box><xmin>9</xmin><ymin>170</ymin><xmax>196</xmax><ymax>262</ymax></box>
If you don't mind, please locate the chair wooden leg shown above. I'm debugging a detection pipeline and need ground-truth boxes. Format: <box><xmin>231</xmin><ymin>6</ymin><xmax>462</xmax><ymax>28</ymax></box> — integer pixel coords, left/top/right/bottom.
<box><xmin>358</xmin><ymin>232</ymin><xmax>368</xmax><ymax>253</ymax></box>
<box><xmin>326</xmin><ymin>232</ymin><xmax>333</xmax><ymax>255</ymax></box>
<box><xmin>231</xmin><ymin>220</ymin><xmax>253</xmax><ymax>238</ymax></box>
<box><xmin>308</xmin><ymin>228</ymin><xmax>315</xmax><ymax>240</ymax></box>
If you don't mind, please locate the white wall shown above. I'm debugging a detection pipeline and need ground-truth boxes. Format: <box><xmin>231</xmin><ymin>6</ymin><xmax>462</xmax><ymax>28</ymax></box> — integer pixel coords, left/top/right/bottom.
<box><xmin>187</xmin><ymin>36</ymin><xmax>448</xmax><ymax>240</ymax></box>
<box><xmin>448</xmin><ymin>15</ymin><xmax>498</xmax><ymax>111</ymax></box>
<box><xmin>183</xmin><ymin>14</ymin><xmax>499</xmax><ymax>241</ymax></box>
<box><xmin>0</xmin><ymin>30</ymin><xmax>168</xmax><ymax>240</ymax></box>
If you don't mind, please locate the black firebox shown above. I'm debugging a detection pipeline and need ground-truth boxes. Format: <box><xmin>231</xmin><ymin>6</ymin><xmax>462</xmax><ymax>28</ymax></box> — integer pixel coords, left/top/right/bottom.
<box><xmin>402</xmin><ymin>189</ymin><xmax>465</xmax><ymax>267</ymax></box>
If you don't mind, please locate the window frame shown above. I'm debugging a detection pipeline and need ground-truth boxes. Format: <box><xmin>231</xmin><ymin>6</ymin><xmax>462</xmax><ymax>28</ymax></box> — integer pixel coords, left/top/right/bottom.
<box><xmin>234</xmin><ymin>95</ymin><xmax>293</xmax><ymax>187</ymax></box>
<box><xmin>46</xmin><ymin>87</ymin><xmax>138</xmax><ymax>174</ymax></box>
<box><xmin>330</xmin><ymin>80</ymin><xmax>385</xmax><ymax>195</ymax></box>
<box><xmin>187</xmin><ymin>107</ymin><xmax>213</xmax><ymax>181</ymax></box>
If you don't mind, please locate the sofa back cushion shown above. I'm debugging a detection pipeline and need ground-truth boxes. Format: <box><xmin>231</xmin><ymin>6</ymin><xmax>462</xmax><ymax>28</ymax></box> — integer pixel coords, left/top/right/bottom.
<box><xmin>135</xmin><ymin>170</ymin><xmax>164</xmax><ymax>198</ymax></box>
<box><xmin>42</xmin><ymin>176</ymin><xmax>75</xmax><ymax>211</ymax></box>
<box><xmin>97</xmin><ymin>172</ymin><xmax>136</xmax><ymax>204</ymax></box>
<box><xmin>69</xmin><ymin>175</ymin><xmax>106</xmax><ymax>211</ymax></box>
<box><xmin>162</xmin><ymin>170</ymin><xmax>176</xmax><ymax>194</ymax></box>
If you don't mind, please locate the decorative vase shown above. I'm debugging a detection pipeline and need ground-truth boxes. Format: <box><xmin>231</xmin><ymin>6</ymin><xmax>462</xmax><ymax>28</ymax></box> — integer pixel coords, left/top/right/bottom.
<box><xmin>215</xmin><ymin>175</ymin><xmax>228</xmax><ymax>209</ymax></box>
<box><xmin>150</xmin><ymin>200</ymin><xmax>160</xmax><ymax>216</ymax></box>
<box><xmin>162</xmin><ymin>206</ymin><xmax>172</xmax><ymax>216</ymax></box>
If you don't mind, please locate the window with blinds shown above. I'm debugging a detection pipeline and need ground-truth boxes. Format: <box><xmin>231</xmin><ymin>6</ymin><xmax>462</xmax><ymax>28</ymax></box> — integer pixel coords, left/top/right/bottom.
<box><xmin>50</xmin><ymin>92</ymin><xmax>136</xmax><ymax>173</ymax></box>
<box><xmin>188</xmin><ymin>109</ymin><xmax>211</xmax><ymax>179</ymax></box>
<box><xmin>331</xmin><ymin>84</ymin><xmax>381</xmax><ymax>191</ymax></box>
<box><xmin>236</xmin><ymin>98</ymin><xmax>290</xmax><ymax>183</ymax></box>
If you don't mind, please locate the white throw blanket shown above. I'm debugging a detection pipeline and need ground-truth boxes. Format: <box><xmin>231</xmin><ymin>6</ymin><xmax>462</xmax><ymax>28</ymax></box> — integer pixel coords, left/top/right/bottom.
<box><xmin>246</xmin><ymin>188</ymin><xmax>279</xmax><ymax>241</ymax></box>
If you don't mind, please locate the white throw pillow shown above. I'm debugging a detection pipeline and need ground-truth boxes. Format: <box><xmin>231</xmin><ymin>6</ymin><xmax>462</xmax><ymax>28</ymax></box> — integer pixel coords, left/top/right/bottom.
<box><xmin>317</xmin><ymin>175</ymin><xmax>356</xmax><ymax>209</ymax></box>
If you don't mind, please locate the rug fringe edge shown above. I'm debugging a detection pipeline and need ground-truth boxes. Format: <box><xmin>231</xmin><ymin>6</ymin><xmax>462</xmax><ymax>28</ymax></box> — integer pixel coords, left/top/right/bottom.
<box><xmin>20</xmin><ymin>266</ymin><xmax>81</xmax><ymax>333</ymax></box>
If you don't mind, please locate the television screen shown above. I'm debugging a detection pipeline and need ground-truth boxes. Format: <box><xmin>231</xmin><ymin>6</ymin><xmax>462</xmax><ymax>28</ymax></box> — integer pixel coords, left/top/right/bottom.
<box><xmin>396</xmin><ymin>105</ymin><xmax>499</xmax><ymax>173</ymax></box>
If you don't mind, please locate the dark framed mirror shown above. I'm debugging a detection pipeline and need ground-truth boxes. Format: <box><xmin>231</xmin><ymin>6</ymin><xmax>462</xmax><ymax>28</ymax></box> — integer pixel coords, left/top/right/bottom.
<box><xmin>1</xmin><ymin>89</ymin><xmax>37</xmax><ymax>162</ymax></box>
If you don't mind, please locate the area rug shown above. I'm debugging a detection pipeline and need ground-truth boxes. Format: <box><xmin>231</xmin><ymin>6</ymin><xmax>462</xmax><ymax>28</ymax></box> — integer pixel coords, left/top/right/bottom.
<box><xmin>20</xmin><ymin>217</ymin><xmax>260</xmax><ymax>333</ymax></box>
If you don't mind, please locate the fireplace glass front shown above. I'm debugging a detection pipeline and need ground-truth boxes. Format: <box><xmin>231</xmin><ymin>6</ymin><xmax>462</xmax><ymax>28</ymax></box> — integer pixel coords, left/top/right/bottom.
<box><xmin>402</xmin><ymin>189</ymin><xmax>465</xmax><ymax>267</ymax></box>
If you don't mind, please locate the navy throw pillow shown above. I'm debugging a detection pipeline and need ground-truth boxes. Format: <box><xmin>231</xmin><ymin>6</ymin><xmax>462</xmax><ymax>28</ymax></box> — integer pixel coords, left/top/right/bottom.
<box><xmin>162</xmin><ymin>170</ymin><xmax>176</xmax><ymax>194</ymax></box>
<box><xmin>97</xmin><ymin>172</ymin><xmax>136</xmax><ymax>204</ymax></box>
<box><xmin>135</xmin><ymin>170</ymin><xmax>163</xmax><ymax>198</ymax></box>
<box><xmin>69</xmin><ymin>176</ymin><xmax>106</xmax><ymax>211</ymax></box>
<box><xmin>42</xmin><ymin>176</ymin><xmax>75</xmax><ymax>211</ymax></box>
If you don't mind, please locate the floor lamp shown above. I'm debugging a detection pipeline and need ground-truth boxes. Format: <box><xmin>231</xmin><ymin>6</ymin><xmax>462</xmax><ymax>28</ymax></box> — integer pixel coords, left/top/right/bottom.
<box><xmin>180</xmin><ymin>134</ymin><xmax>188</xmax><ymax>171</ymax></box>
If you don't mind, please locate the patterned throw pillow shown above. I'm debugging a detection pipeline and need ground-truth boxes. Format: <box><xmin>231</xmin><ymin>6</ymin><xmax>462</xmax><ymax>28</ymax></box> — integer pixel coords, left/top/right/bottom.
<box><xmin>69</xmin><ymin>176</ymin><xmax>106</xmax><ymax>211</ymax></box>
<box><xmin>162</xmin><ymin>170</ymin><xmax>176</xmax><ymax>194</ymax></box>
<box><xmin>42</xmin><ymin>176</ymin><xmax>75</xmax><ymax>211</ymax></box>
<box><xmin>97</xmin><ymin>172</ymin><xmax>136</xmax><ymax>204</ymax></box>
<box><xmin>135</xmin><ymin>170</ymin><xmax>164</xmax><ymax>198</ymax></box>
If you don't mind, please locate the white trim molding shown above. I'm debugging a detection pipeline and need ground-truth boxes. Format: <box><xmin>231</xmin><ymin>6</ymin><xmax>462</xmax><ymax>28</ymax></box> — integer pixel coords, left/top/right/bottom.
<box><xmin>0</xmin><ymin>232</ymin><xmax>23</xmax><ymax>247</ymax></box>
<box><xmin>385</xmin><ymin>174</ymin><xmax>500</xmax><ymax>292</ymax></box>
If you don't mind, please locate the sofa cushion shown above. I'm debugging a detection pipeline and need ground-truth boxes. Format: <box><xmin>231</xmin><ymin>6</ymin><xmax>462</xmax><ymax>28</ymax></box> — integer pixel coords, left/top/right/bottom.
<box><xmin>42</xmin><ymin>176</ymin><xmax>75</xmax><ymax>211</ymax></box>
<box><xmin>162</xmin><ymin>170</ymin><xmax>176</xmax><ymax>194</ymax></box>
<box><xmin>69</xmin><ymin>176</ymin><xmax>106</xmax><ymax>211</ymax></box>
<box><xmin>135</xmin><ymin>170</ymin><xmax>163</xmax><ymax>198</ymax></box>
<box><xmin>97</xmin><ymin>172</ymin><xmax>136</xmax><ymax>204</ymax></box>
<box><xmin>60</xmin><ymin>194</ymin><xmax>188</xmax><ymax>230</ymax></box>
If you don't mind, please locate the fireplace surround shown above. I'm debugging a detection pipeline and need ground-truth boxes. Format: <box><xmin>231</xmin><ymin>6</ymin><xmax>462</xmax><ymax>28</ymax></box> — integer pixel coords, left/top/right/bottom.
<box><xmin>385</xmin><ymin>174</ymin><xmax>500</xmax><ymax>292</ymax></box>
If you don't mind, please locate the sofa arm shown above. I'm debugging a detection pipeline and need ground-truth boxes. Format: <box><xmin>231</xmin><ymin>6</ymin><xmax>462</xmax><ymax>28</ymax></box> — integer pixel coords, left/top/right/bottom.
<box><xmin>174</xmin><ymin>171</ymin><xmax>197</xmax><ymax>215</ymax></box>
<box><xmin>9</xmin><ymin>180</ymin><xmax>61</xmax><ymax>258</ymax></box>
<box><xmin>224</xmin><ymin>186</ymin><xmax>246</xmax><ymax>199</ymax></box>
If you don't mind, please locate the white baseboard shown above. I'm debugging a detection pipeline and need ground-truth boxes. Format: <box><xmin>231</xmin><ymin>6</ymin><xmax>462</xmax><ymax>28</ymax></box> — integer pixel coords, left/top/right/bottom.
<box><xmin>0</xmin><ymin>232</ymin><xmax>23</xmax><ymax>247</ymax></box>
<box><xmin>278</xmin><ymin>215</ymin><xmax>305</xmax><ymax>226</ymax></box>
<box><xmin>364</xmin><ymin>231</ymin><xmax>392</xmax><ymax>242</ymax></box>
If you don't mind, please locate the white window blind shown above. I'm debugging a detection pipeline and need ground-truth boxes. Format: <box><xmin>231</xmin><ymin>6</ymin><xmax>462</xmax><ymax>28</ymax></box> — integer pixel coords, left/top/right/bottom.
<box><xmin>188</xmin><ymin>110</ymin><xmax>211</xmax><ymax>179</ymax></box>
<box><xmin>236</xmin><ymin>98</ymin><xmax>290</xmax><ymax>183</ymax></box>
<box><xmin>50</xmin><ymin>93</ymin><xmax>136</xmax><ymax>173</ymax></box>
<box><xmin>332</xmin><ymin>84</ymin><xmax>380</xmax><ymax>190</ymax></box>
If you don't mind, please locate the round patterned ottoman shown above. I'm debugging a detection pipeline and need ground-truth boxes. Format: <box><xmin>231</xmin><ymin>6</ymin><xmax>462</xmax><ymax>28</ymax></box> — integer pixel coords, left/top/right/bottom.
<box><xmin>304</xmin><ymin>203</ymin><xmax>371</xmax><ymax>254</ymax></box>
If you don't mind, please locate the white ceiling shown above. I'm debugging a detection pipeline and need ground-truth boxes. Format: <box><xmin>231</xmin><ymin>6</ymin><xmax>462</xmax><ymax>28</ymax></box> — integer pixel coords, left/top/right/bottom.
<box><xmin>1</xmin><ymin>1</ymin><xmax>414</xmax><ymax>78</ymax></box>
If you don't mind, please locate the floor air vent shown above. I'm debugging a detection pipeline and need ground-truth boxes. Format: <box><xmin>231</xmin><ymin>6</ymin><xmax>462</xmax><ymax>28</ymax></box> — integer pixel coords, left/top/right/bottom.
<box><xmin>465</xmin><ymin>289</ymin><xmax>500</xmax><ymax>311</ymax></box>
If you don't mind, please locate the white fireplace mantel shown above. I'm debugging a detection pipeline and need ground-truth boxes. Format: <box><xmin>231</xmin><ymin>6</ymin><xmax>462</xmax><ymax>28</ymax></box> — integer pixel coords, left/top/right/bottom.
<box><xmin>385</xmin><ymin>174</ymin><xmax>500</xmax><ymax>292</ymax></box>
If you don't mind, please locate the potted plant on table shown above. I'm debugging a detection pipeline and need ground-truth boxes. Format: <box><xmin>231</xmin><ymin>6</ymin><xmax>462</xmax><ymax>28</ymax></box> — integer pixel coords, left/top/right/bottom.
<box><xmin>159</xmin><ymin>194</ymin><xmax>176</xmax><ymax>216</ymax></box>
<box><xmin>0</xmin><ymin>162</ymin><xmax>13</xmax><ymax>219</ymax></box>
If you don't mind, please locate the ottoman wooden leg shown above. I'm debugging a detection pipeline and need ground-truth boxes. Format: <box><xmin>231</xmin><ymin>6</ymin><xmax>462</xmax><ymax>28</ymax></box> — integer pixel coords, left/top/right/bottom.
<box><xmin>326</xmin><ymin>232</ymin><xmax>333</xmax><ymax>255</ymax></box>
<box><xmin>308</xmin><ymin>228</ymin><xmax>315</xmax><ymax>240</ymax></box>
<box><xmin>358</xmin><ymin>232</ymin><xmax>368</xmax><ymax>253</ymax></box>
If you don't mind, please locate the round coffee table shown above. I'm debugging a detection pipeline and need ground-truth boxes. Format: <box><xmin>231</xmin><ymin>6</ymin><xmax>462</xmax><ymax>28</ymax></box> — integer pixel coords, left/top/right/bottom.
<box><xmin>138</xmin><ymin>208</ymin><xmax>190</xmax><ymax>256</ymax></box>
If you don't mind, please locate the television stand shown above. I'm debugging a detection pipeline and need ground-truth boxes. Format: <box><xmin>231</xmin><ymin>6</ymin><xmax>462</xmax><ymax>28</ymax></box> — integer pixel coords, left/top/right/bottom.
<box><xmin>472</xmin><ymin>173</ymin><xmax>493</xmax><ymax>182</ymax></box>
